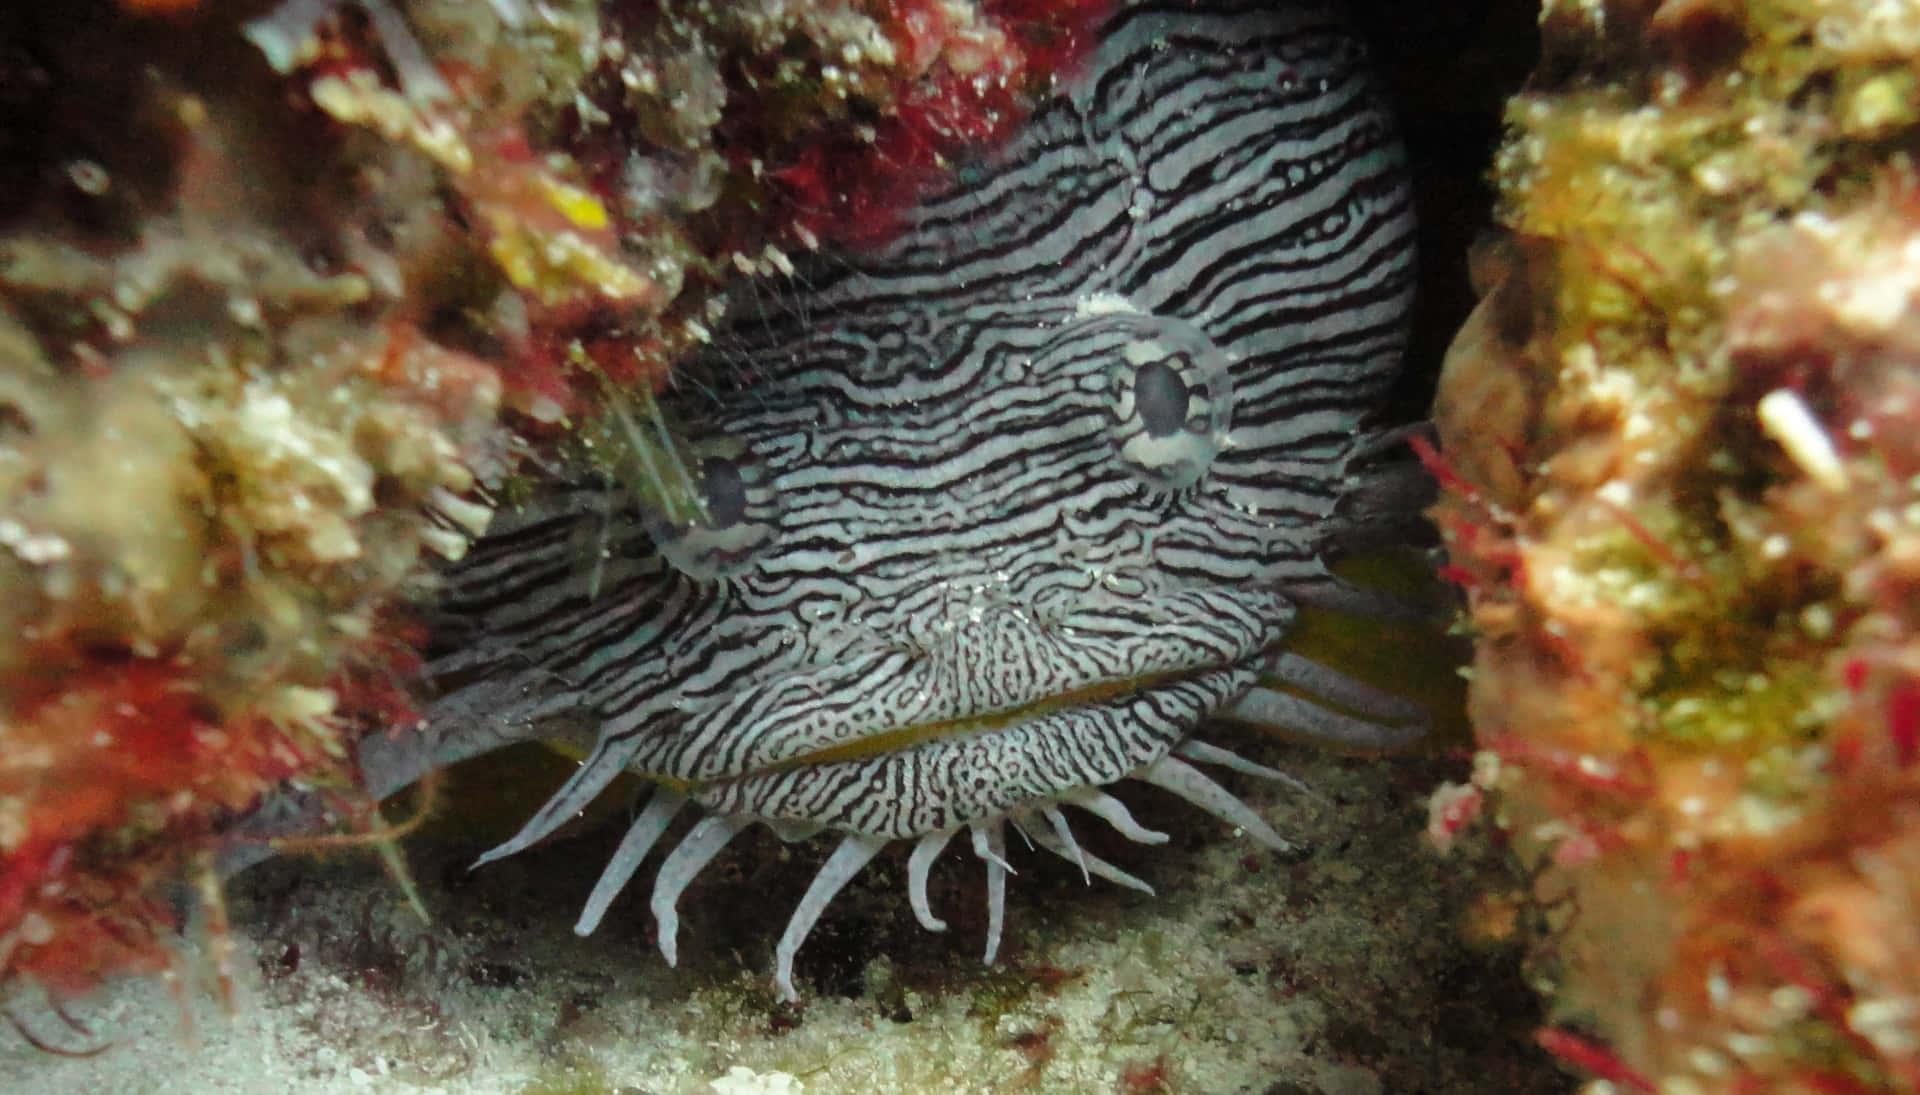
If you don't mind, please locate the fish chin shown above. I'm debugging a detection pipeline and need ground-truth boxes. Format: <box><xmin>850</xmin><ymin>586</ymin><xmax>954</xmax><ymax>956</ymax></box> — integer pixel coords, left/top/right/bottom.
<box><xmin>566</xmin><ymin>663</ymin><xmax>1298</xmax><ymax>1003</ymax></box>
<box><xmin>578</xmin><ymin>644</ymin><xmax>1421</xmax><ymax>1003</ymax></box>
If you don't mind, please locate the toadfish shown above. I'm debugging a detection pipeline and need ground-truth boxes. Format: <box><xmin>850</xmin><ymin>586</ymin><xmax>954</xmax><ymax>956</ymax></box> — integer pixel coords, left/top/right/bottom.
<box><xmin>382</xmin><ymin>0</ymin><xmax>1425</xmax><ymax>1003</ymax></box>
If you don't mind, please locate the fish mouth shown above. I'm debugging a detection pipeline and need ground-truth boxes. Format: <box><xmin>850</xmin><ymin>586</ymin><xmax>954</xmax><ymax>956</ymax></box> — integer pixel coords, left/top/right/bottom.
<box><xmin>629</xmin><ymin>586</ymin><xmax>1291</xmax><ymax>786</ymax></box>
<box><xmin>717</xmin><ymin>562</ymin><xmax>1442</xmax><ymax>782</ymax></box>
<box><xmin>756</xmin><ymin>665</ymin><xmax>1223</xmax><ymax>775</ymax></box>
<box><xmin>690</xmin><ymin>663</ymin><xmax>1264</xmax><ymax>836</ymax></box>
<box><xmin>689</xmin><ymin>642</ymin><xmax>1429</xmax><ymax>835</ymax></box>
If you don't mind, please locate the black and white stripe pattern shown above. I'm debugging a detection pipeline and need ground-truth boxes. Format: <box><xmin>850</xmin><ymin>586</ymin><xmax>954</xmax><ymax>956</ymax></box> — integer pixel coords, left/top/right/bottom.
<box><xmin>405</xmin><ymin>0</ymin><xmax>1421</xmax><ymax>999</ymax></box>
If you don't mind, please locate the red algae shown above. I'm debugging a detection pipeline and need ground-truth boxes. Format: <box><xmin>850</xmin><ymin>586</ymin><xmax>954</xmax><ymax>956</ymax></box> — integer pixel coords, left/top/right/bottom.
<box><xmin>0</xmin><ymin>661</ymin><xmax>317</xmax><ymax>995</ymax></box>
<box><xmin>759</xmin><ymin>0</ymin><xmax>1112</xmax><ymax>248</ymax></box>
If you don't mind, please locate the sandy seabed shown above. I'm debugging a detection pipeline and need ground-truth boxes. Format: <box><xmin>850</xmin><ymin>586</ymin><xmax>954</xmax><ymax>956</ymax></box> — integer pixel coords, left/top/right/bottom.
<box><xmin>0</xmin><ymin>741</ymin><xmax>1571</xmax><ymax>1095</ymax></box>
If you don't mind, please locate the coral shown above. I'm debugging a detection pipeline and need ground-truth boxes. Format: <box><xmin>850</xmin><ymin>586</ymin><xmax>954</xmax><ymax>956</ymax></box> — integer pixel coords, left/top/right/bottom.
<box><xmin>1430</xmin><ymin>1</ymin><xmax>1920</xmax><ymax>1092</ymax></box>
<box><xmin>0</xmin><ymin>0</ymin><xmax>1102</xmax><ymax>1004</ymax></box>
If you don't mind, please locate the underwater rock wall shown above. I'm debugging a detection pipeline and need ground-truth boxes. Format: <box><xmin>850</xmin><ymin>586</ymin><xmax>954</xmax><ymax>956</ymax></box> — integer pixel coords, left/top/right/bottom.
<box><xmin>0</xmin><ymin>0</ymin><xmax>1103</xmax><ymax>1002</ymax></box>
<box><xmin>1432</xmin><ymin>1</ymin><xmax>1920</xmax><ymax>1092</ymax></box>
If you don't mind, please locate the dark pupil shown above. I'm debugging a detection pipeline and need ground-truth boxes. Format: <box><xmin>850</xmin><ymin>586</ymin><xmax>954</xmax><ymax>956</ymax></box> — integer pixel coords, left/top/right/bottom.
<box><xmin>702</xmin><ymin>456</ymin><xmax>749</xmax><ymax>528</ymax></box>
<box><xmin>1134</xmin><ymin>359</ymin><xmax>1190</xmax><ymax>438</ymax></box>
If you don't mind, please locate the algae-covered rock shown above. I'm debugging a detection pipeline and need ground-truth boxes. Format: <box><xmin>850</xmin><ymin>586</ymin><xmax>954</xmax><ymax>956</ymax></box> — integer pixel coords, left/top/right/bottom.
<box><xmin>0</xmin><ymin>0</ymin><xmax>1105</xmax><ymax>1002</ymax></box>
<box><xmin>1432</xmin><ymin>1</ymin><xmax>1920</xmax><ymax>1092</ymax></box>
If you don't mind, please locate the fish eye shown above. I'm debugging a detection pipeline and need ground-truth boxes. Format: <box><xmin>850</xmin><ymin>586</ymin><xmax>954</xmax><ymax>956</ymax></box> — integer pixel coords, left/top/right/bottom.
<box><xmin>652</xmin><ymin>450</ymin><xmax>781</xmax><ymax>580</ymax></box>
<box><xmin>699</xmin><ymin>455</ymin><xmax>750</xmax><ymax>528</ymax></box>
<box><xmin>1132</xmin><ymin>358</ymin><xmax>1190</xmax><ymax>437</ymax></box>
<box><xmin>1106</xmin><ymin>324</ymin><xmax>1234</xmax><ymax>491</ymax></box>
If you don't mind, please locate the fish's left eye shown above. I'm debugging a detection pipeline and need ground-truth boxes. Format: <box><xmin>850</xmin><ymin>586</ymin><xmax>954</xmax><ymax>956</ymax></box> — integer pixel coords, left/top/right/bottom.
<box><xmin>1106</xmin><ymin>324</ymin><xmax>1234</xmax><ymax>491</ymax></box>
<box><xmin>652</xmin><ymin>450</ymin><xmax>782</xmax><ymax>580</ymax></box>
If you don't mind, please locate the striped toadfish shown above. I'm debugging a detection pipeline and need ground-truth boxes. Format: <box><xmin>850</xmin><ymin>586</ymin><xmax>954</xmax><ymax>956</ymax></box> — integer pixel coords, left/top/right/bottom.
<box><xmin>383</xmin><ymin>0</ymin><xmax>1424</xmax><ymax>1002</ymax></box>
